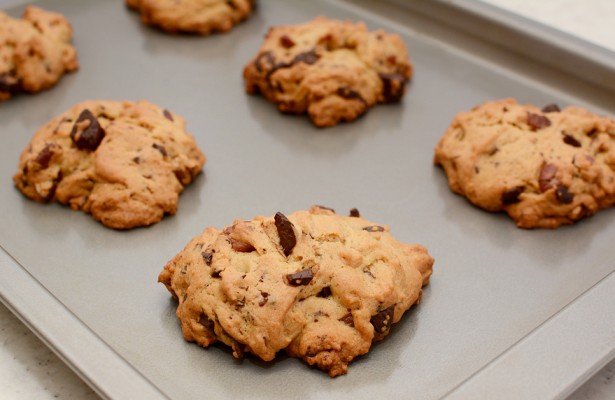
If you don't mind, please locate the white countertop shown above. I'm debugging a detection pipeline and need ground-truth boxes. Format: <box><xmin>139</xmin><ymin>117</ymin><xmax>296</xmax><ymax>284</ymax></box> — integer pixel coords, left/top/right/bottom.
<box><xmin>1</xmin><ymin>0</ymin><xmax>614</xmax><ymax>399</ymax></box>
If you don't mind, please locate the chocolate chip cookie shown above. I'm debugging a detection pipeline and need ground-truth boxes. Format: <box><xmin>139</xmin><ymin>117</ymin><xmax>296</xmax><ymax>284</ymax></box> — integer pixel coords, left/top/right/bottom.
<box><xmin>243</xmin><ymin>16</ymin><xmax>412</xmax><ymax>127</ymax></box>
<box><xmin>159</xmin><ymin>205</ymin><xmax>433</xmax><ymax>377</ymax></box>
<box><xmin>13</xmin><ymin>100</ymin><xmax>206</xmax><ymax>229</ymax></box>
<box><xmin>434</xmin><ymin>98</ymin><xmax>615</xmax><ymax>228</ymax></box>
<box><xmin>126</xmin><ymin>0</ymin><xmax>255</xmax><ymax>35</ymax></box>
<box><xmin>0</xmin><ymin>6</ymin><xmax>78</xmax><ymax>102</ymax></box>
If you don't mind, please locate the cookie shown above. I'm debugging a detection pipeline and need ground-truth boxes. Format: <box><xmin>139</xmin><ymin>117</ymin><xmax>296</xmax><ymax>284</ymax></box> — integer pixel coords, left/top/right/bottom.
<box><xmin>434</xmin><ymin>98</ymin><xmax>615</xmax><ymax>228</ymax></box>
<box><xmin>126</xmin><ymin>0</ymin><xmax>255</xmax><ymax>35</ymax></box>
<box><xmin>13</xmin><ymin>100</ymin><xmax>206</xmax><ymax>229</ymax></box>
<box><xmin>0</xmin><ymin>6</ymin><xmax>78</xmax><ymax>102</ymax></box>
<box><xmin>159</xmin><ymin>205</ymin><xmax>433</xmax><ymax>376</ymax></box>
<box><xmin>243</xmin><ymin>16</ymin><xmax>412</xmax><ymax>128</ymax></box>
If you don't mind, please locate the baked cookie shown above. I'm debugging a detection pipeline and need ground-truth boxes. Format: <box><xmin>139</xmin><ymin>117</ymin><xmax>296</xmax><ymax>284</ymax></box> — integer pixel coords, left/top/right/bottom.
<box><xmin>434</xmin><ymin>98</ymin><xmax>615</xmax><ymax>228</ymax></box>
<box><xmin>0</xmin><ymin>6</ymin><xmax>78</xmax><ymax>102</ymax></box>
<box><xmin>126</xmin><ymin>0</ymin><xmax>255</xmax><ymax>35</ymax></box>
<box><xmin>243</xmin><ymin>16</ymin><xmax>412</xmax><ymax>128</ymax></box>
<box><xmin>13</xmin><ymin>100</ymin><xmax>206</xmax><ymax>229</ymax></box>
<box><xmin>160</xmin><ymin>205</ymin><xmax>433</xmax><ymax>376</ymax></box>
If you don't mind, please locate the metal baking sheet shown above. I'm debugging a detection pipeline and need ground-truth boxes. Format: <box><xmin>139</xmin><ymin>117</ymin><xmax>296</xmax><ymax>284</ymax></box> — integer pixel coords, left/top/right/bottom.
<box><xmin>1</xmin><ymin>0</ymin><xmax>614</xmax><ymax>399</ymax></box>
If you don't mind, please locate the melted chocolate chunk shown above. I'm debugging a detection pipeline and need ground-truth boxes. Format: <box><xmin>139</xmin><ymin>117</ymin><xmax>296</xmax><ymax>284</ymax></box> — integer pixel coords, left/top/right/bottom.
<box><xmin>35</xmin><ymin>144</ymin><xmax>55</xmax><ymax>168</ymax></box>
<box><xmin>202</xmin><ymin>251</ymin><xmax>213</xmax><ymax>266</ymax></box>
<box><xmin>226</xmin><ymin>0</ymin><xmax>237</xmax><ymax>10</ymax></box>
<box><xmin>539</xmin><ymin>163</ymin><xmax>558</xmax><ymax>192</ymax></box>
<box><xmin>254</xmin><ymin>51</ymin><xmax>275</xmax><ymax>73</ymax></box>
<box><xmin>501</xmin><ymin>186</ymin><xmax>525</xmax><ymax>205</ymax></box>
<box><xmin>339</xmin><ymin>313</ymin><xmax>354</xmax><ymax>327</ymax></box>
<box><xmin>336</xmin><ymin>87</ymin><xmax>363</xmax><ymax>102</ymax></box>
<box><xmin>230</xmin><ymin>239</ymin><xmax>256</xmax><ymax>253</ymax></box>
<box><xmin>163</xmin><ymin>109</ymin><xmax>174</xmax><ymax>121</ymax></box>
<box><xmin>44</xmin><ymin>170</ymin><xmax>63</xmax><ymax>202</ymax></box>
<box><xmin>315</xmin><ymin>205</ymin><xmax>335</xmax><ymax>213</ymax></box>
<box><xmin>152</xmin><ymin>143</ymin><xmax>167</xmax><ymax>157</ymax></box>
<box><xmin>0</xmin><ymin>73</ymin><xmax>18</xmax><ymax>92</ymax></box>
<box><xmin>349</xmin><ymin>208</ymin><xmax>360</xmax><ymax>217</ymax></box>
<box><xmin>70</xmin><ymin>109</ymin><xmax>106</xmax><ymax>151</ymax></box>
<box><xmin>199</xmin><ymin>314</ymin><xmax>215</xmax><ymax>335</ymax></box>
<box><xmin>562</xmin><ymin>133</ymin><xmax>581</xmax><ymax>147</ymax></box>
<box><xmin>371</xmin><ymin>305</ymin><xmax>395</xmax><ymax>339</ymax></box>
<box><xmin>542</xmin><ymin>103</ymin><xmax>561</xmax><ymax>113</ymax></box>
<box><xmin>556</xmin><ymin>186</ymin><xmax>574</xmax><ymax>204</ymax></box>
<box><xmin>527</xmin><ymin>112</ymin><xmax>551</xmax><ymax>130</ymax></box>
<box><xmin>286</xmin><ymin>269</ymin><xmax>313</xmax><ymax>286</ymax></box>
<box><xmin>279</xmin><ymin>34</ymin><xmax>295</xmax><ymax>48</ymax></box>
<box><xmin>293</xmin><ymin>50</ymin><xmax>320</xmax><ymax>65</ymax></box>
<box><xmin>379</xmin><ymin>72</ymin><xmax>406</xmax><ymax>103</ymax></box>
<box><xmin>259</xmin><ymin>291</ymin><xmax>269</xmax><ymax>307</ymax></box>
<box><xmin>363</xmin><ymin>225</ymin><xmax>384</xmax><ymax>232</ymax></box>
<box><xmin>274</xmin><ymin>212</ymin><xmax>296</xmax><ymax>256</ymax></box>
<box><xmin>317</xmin><ymin>287</ymin><xmax>332</xmax><ymax>297</ymax></box>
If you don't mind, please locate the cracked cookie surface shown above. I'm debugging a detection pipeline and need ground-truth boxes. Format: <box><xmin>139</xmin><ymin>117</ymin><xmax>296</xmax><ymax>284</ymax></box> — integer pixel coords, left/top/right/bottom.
<box><xmin>126</xmin><ymin>0</ymin><xmax>255</xmax><ymax>35</ymax></box>
<box><xmin>0</xmin><ymin>6</ymin><xmax>78</xmax><ymax>102</ymax></box>
<box><xmin>159</xmin><ymin>206</ymin><xmax>433</xmax><ymax>376</ymax></box>
<box><xmin>13</xmin><ymin>100</ymin><xmax>206</xmax><ymax>229</ymax></box>
<box><xmin>434</xmin><ymin>98</ymin><xmax>615</xmax><ymax>228</ymax></box>
<box><xmin>243</xmin><ymin>16</ymin><xmax>412</xmax><ymax>127</ymax></box>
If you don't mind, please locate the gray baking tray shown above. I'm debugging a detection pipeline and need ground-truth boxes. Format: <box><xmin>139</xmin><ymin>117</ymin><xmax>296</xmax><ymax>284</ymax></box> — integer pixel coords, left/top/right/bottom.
<box><xmin>1</xmin><ymin>0</ymin><xmax>614</xmax><ymax>399</ymax></box>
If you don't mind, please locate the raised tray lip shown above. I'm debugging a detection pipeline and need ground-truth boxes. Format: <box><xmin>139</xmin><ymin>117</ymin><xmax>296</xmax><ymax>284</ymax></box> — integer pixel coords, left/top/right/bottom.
<box><xmin>384</xmin><ymin>0</ymin><xmax>615</xmax><ymax>93</ymax></box>
<box><xmin>0</xmin><ymin>1</ymin><xmax>613</xmax><ymax>399</ymax></box>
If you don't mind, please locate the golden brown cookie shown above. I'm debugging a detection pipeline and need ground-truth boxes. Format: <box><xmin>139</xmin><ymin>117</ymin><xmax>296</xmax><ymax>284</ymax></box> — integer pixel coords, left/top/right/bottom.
<box><xmin>159</xmin><ymin>206</ymin><xmax>433</xmax><ymax>376</ymax></box>
<box><xmin>243</xmin><ymin>16</ymin><xmax>412</xmax><ymax>127</ymax></box>
<box><xmin>434</xmin><ymin>98</ymin><xmax>615</xmax><ymax>228</ymax></box>
<box><xmin>13</xmin><ymin>100</ymin><xmax>206</xmax><ymax>229</ymax></box>
<box><xmin>0</xmin><ymin>6</ymin><xmax>78</xmax><ymax>102</ymax></box>
<box><xmin>126</xmin><ymin>0</ymin><xmax>255</xmax><ymax>35</ymax></box>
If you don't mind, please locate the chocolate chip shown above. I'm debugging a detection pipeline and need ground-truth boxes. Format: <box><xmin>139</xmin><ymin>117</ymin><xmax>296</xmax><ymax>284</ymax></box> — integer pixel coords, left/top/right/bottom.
<box><xmin>202</xmin><ymin>252</ymin><xmax>213</xmax><ymax>265</ymax></box>
<box><xmin>274</xmin><ymin>212</ymin><xmax>296</xmax><ymax>256</ymax></box>
<box><xmin>293</xmin><ymin>50</ymin><xmax>320</xmax><ymax>65</ymax></box>
<box><xmin>586</xmin><ymin>127</ymin><xmax>598</xmax><ymax>137</ymax></box>
<box><xmin>199</xmin><ymin>314</ymin><xmax>215</xmax><ymax>335</ymax></box>
<box><xmin>226</xmin><ymin>0</ymin><xmax>237</xmax><ymax>10</ymax></box>
<box><xmin>44</xmin><ymin>170</ymin><xmax>63</xmax><ymax>202</ymax></box>
<box><xmin>132</xmin><ymin>156</ymin><xmax>141</xmax><ymax>164</ymax></box>
<box><xmin>501</xmin><ymin>186</ymin><xmax>525</xmax><ymax>205</ymax></box>
<box><xmin>279</xmin><ymin>34</ymin><xmax>295</xmax><ymax>48</ymax></box>
<box><xmin>0</xmin><ymin>73</ymin><xmax>18</xmax><ymax>92</ymax></box>
<box><xmin>259</xmin><ymin>291</ymin><xmax>269</xmax><ymax>307</ymax></box>
<box><xmin>230</xmin><ymin>239</ymin><xmax>255</xmax><ymax>253</ymax></box>
<box><xmin>315</xmin><ymin>205</ymin><xmax>335</xmax><ymax>213</ymax></box>
<box><xmin>254</xmin><ymin>51</ymin><xmax>275</xmax><ymax>73</ymax></box>
<box><xmin>562</xmin><ymin>132</ymin><xmax>581</xmax><ymax>147</ymax></box>
<box><xmin>152</xmin><ymin>143</ymin><xmax>167</xmax><ymax>157</ymax></box>
<box><xmin>339</xmin><ymin>313</ymin><xmax>354</xmax><ymax>327</ymax></box>
<box><xmin>349</xmin><ymin>208</ymin><xmax>360</xmax><ymax>217</ymax></box>
<box><xmin>317</xmin><ymin>287</ymin><xmax>332</xmax><ymax>297</ymax></box>
<box><xmin>286</xmin><ymin>269</ymin><xmax>313</xmax><ymax>286</ymax></box>
<box><xmin>336</xmin><ymin>87</ymin><xmax>363</xmax><ymax>101</ymax></box>
<box><xmin>489</xmin><ymin>147</ymin><xmax>499</xmax><ymax>156</ymax></box>
<box><xmin>371</xmin><ymin>305</ymin><xmax>395</xmax><ymax>339</ymax></box>
<box><xmin>379</xmin><ymin>72</ymin><xmax>406</xmax><ymax>103</ymax></box>
<box><xmin>363</xmin><ymin>225</ymin><xmax>384</xmax><ymax>232</ymax></box>
<box><xmin>70</xmin><ymin>109</ymin><xmax>105</xmax><ymax>151</ymax></box>
<box><xmin>542</xmin><ymin>103</ymin><xmax>561</xmax><ymax>113</ymax></box>
<box><xmin>35</xmin><ymin>144</ymin><xmax>55</xmax><ymax>168</ymax></box>
<box><xmin>231</xmin><ymin>341</ymin><xmax>245</xmax><ymax>359</ymax></box>
<box><xmin>163</xmin><ymin>109</ymin><xmax>174</xmax><ymax>121</ymax></box>
<box><xmin>556</xmin><ymin>186</ymin><xmax>574</xmax><ymax>204</ymax></box>
<box><xmin>527</xmin><ymin>112</ymin><xmax>551</xmax><ymax>130</ymax></box>
<box><xmin>539</xmin><ymin>163</ymin><xmax>558</xmax><ymax>192</ymax></box>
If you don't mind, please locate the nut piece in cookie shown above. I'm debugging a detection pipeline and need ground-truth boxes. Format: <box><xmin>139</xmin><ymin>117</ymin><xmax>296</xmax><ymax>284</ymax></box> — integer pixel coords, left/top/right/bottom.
<box><xmin>126</xmin><ymin>0</ymin><xmax>255</xmax><ymax>35</ymax></box>
<box><xmin>13</xmin><ymin>100</ymin><xmax>206</xmax><ymax>229</ymax></box>
<box><xmin>0</xmin><ymin>6</ymin><xmax>79</xmax><ymax>102</ymax></box>
<box><xmin>159</xmin><ymin>206</ymin><xmax>433</xmax><ymax>376</ymax></box>
<box><xmin>243</xmin><ymin>16</ymin><xmax>413</xmax><ymax>128</ymax></box>
<box><xmin>434</xmin><ymin>98</ymin><xmax>615</xmax><ymax>228</ymax></box>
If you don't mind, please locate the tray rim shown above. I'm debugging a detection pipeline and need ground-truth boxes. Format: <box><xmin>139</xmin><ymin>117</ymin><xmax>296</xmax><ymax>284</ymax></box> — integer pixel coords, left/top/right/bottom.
<box><xmin>1</xmin><ymin>0</ymin><xmax>614</xmax><ymax>399</ymax></box>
